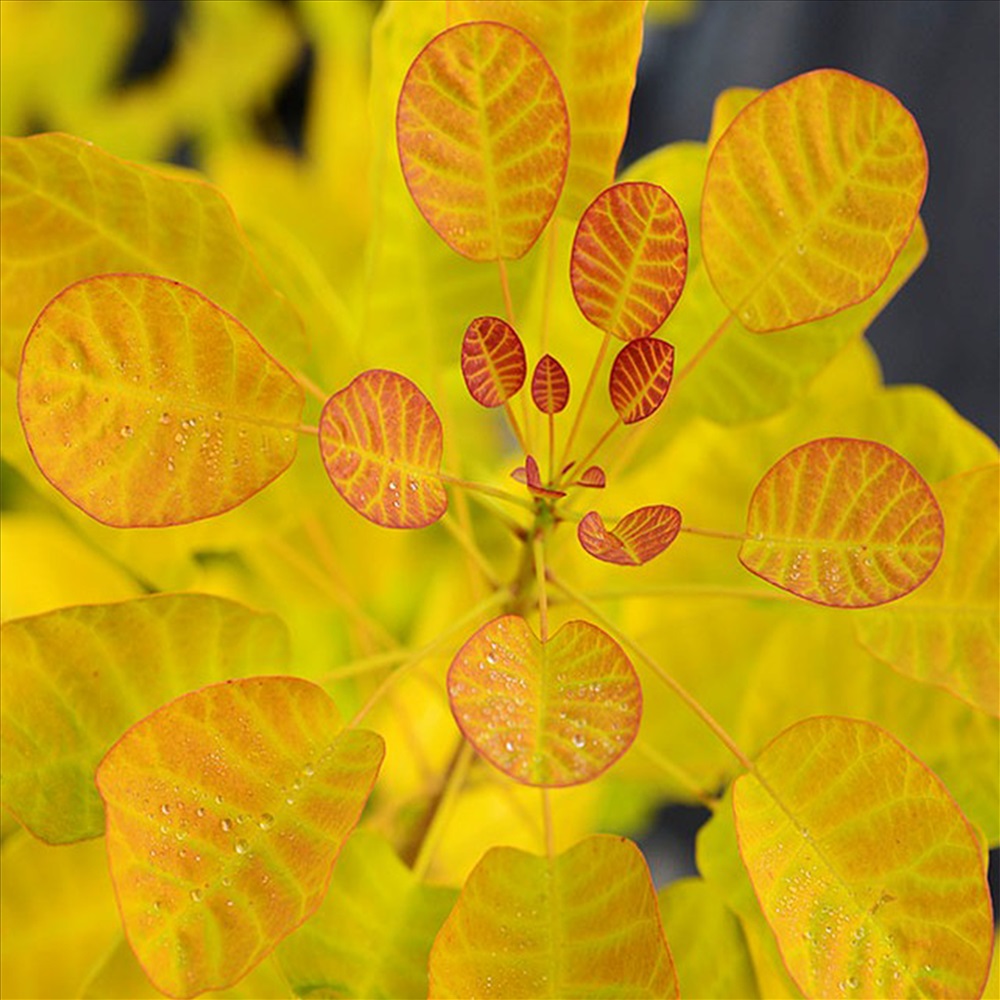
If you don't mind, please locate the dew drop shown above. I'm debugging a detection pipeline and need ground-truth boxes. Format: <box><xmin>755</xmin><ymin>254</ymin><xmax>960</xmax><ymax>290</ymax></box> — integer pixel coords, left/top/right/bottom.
<box><xmin>504</xmin><ymin>740</ymin><xmax>515</xmax><ymax>753</ymax></box>
<box><xmin>120</xmin><ymin>425</ymin><xmax>134</xmax><ymax>438</ymax></box>
<box><xmin>226</xmin><ymin>899</ymin><xmax>234</xmax><ymax>907</ymax></box>
<box><xmin>302</xmin><ymin>763</ymin><xmax>315</xmax><ymax>778</ymax></box>
<box><xmin>189</xmin><ymin>888</ymin><xmax>203</xmax><ymax>902</ymax></box>
<box><xmin>214</xmin><ymin>794</ymin><xmax>224</xmax><ymax>805</ymax></box>
<box><xmin>221</xmin><ymin>876</ymin><xmax>231</xmax><ymax>887</ymax></box>
<box><xmin>195</xmin><ymin>807</ymin><xmax>205</xmax><ymax>818</ymax></box>
<box><xmin>258</xmin><ymin>813</ymin><xmax>274</xmax><ymax>830</ymax></box>
<box><xmin>220</xmin><ymin>818</ymin><xmax>232</xmax><ymax>832</ymax></box>
<box><xmin>571</xmin><ymin>733</ymin><xmax>586</xmax><ymax>748</ymax></box>
<box><xmin>161</xmin><ymin>803</ymin><xmax>171</xmax><ymax>815</ymax></box>
<box><xmin>234</xmin><ymin>839</ymin><xmax>249</xmax><ymax>855</ymax></box>
<box><xmin>796</xmin><ymin>243</ymin><xmax>806</xmax><ymax>255</ymax></box>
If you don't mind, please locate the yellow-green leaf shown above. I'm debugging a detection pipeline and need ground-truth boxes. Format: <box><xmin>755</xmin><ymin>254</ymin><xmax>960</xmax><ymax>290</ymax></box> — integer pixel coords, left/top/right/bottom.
<box><xmin>733</xmin><ymin>716</ymin><xmax>993</xmax><ymax>999</ymax></box>
<box><xmin>702</xmin><ymin>70</ymin><xmax>927</xmax><ymax>332</ymax></box>
<box><xmin>855</xmin><ymin>464</ymin><xmax>999</xmax><ymax>716</ymax></box>
<box><xmin>429</xmin><ymin>835</ymin><xmax>679</xmax><ymax>998</ymax></box>
<box><xmin>0</xmin><ymin>594</ymin><xmax>290</xmax><ymax>844</ymax></box>
<box><xmin>96</xmin><ymin>676</ymin><xmax>385</xmax><ymax>999</ymax></box>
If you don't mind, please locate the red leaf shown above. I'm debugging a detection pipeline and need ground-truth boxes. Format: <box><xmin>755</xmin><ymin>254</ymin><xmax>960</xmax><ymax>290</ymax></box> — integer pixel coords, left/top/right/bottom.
<box><xmin>575</xmin><ymin>466</ymin><xmax>606</xmax><ymax>489</ymax></box>
<box><xmin>531</xmin><ymin>354</ymin><xmax>570</xmax><ymax>414</ymax></box>
<box><xmin>578</xmin><ymin>506</ymin><xmax>682</xmax><ymax>566</ymax></box>
<box><xmin>511</xmin><ymin>455</ymin><xmax>566</xmax><ymax>499</ymax></box>
<box><xmin>609</xmin><ymin>337</ymin><xmax>675</xmax><ymax>425</ymax></box>
<box><xmin>460</xmin><ymin>316</ymin><xmax>527</xmax><ymax>408</ymax></box>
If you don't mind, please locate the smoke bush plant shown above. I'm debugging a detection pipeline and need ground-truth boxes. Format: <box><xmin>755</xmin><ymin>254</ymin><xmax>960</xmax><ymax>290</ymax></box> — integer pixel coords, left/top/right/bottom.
<box><xmin>1</xmin><ymin>2</ymin><xmax>997</xmax><ymax>998</ymax></box>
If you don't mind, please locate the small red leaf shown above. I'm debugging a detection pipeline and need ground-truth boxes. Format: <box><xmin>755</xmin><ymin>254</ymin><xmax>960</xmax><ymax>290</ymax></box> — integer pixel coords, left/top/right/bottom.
<box><xmin>609</xmin><ymin>337</ymin><xmax>675</xmax><ymax>425</ymax></box>
<box><xmin>575</xmin><ymin>466</ymin><xmax>607</xmax><ymax>489</ymax></box>
<box><xmin>578</xmin><ymin>506</ymin><xmax>682</xmax><ymax>566</ymax></box>
<box><xmin>531</xmin><ymin>354</ymin><xmax>570</xmax><ymax>414</ymax></box>
<box><xmin>511</xmin><ymin>455</ymin><xmax>566</xmax><ymax>499</ymax></box>
<box><xmin>460</xmin><ymin>316</ymin><xmax>527</xmax><ymax>408</ymax></box>
<box><xmin>571</xmin><ymin>181</ymin><xmax>688</xmax><ymax>340</ymax></box>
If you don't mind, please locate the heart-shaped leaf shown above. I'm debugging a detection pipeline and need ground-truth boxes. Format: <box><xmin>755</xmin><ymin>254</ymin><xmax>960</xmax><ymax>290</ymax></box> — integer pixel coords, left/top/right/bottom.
<box><xmin>447</xmin><ymin>615</ymin><xmax>641</xmax><ymax>786</ymax></box>
<box><xmin>319</xmin><ymin>369</ymin><xmax>448</xmax><ymax>529</ymax></box>
<box><xmin>429</xmin><ymin>835</ymin><xmax>679</xmax><ymax>998</ymax></box>
<box><xmin>609</xmin><ymin>336</ymin><xmax>675</xmax><ymax>424</ymax></box>
<box><xmin>17</xmin><ymin>274</ymin><xmax>305</xmax><ymax>527</ymax></box>
<box><xmin>96</xmin><ymin>676</ymin><xmax>385</xmax><ymax>999</ymax></box>
<box><xmin>530</xmin><ymin>354</ymin><xmax>570</xmax><ymax>415</ymax></box>
<box><xmin>396</xmin><ymin>20</ymin><xmax>569</xmax><ymax>261</ymax></box>
<box><xmin>461</xmin><ymin>316</ymin><xmax>527</xmax><ymax>408</ymax></box>
<box><xmin>511</xmin><ymin>455</ymin><xmax>566</xmax><ymax>499</ymax></box>
<box><xmin>578</xmin><ymin>505</ymin><xmax>682</xmax><ymax>566</ymax></box>
<box><xmin>733</xmin><ymin>716</ymin><xmax>993</xmax><ymax>1000</ymax></box>
<box><xmin>740</xmin><ymin>438</ymin><xmax>944</xmax><ymax>607</ymax></box>
<box><xmin>702</xmin><ymin>69</ymin><xmax>927</xmax><ymax>331</ymax></box>
<box><xmin>571</xmin><ymin>181</ymin><xmax>688</xmax><ymax>340</ymax></box>
<box><xmin>574</xmin><ymin>465</ymin><xmax>606</xmax><ymax>489</ymax></box>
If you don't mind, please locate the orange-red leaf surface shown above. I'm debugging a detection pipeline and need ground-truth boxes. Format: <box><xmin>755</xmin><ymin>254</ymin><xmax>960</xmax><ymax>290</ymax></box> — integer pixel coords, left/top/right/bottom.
<box><xmin>855</xmin><ymin>465</ymin><xmax>999</xmax><ymax>716</ymax></box>
<box><xmin>318</xmin><ymin>369</ymin><xmax>447</xmax><ymax>529</ymax></box>
<box><xmin>447</xmin><ymin>615</ymin><xmax>641</xmax><ymax>786</ymax></box>
<box><xmin>396</xmin><ymin>21</ymin><xmax>569</xmax><ymax>261</ymax></box>
<box><xmin>428</xmin><ymin>835</ymin><xmax>679</xmax><ymax>998</ymax></box>
<box><xmin>578</xmin><ymin>506</ymin><xmax>682</xmax><ymax>566</ymax></box>
<box><xmin>733</xmin><ymin>716</ymin><xmax>993</xmax><ymax>999</ymax></box>
<box><xmin>571</xmin><ymin>181</ymin><xmax>688</xmax><ymax>340</ymax></box>
<box><xmin>609</xmin><ymin>336</ymin><xmax>675</xmax><ymax>424</ymax></box>
<box><xmin>575</xmin><ymin>465</ymin><xmax>606</xmax><ymax>489</ymax></box>
<box><xmin>96</xmin><ymin>676</ymin><xmax>385</xmax><ymax>999</ymax></box>
<box><xmin>17</xmin><ymin>274</ymin><xmax>304</xmax><ymax>528</ymax></box>
<box><xmin>740</xmin><ymin>438</ymin><xmax>944</xmax><ymax>607</ymax></box>
<box><xmin>531</xmin><ymin>353</ymin><xmax>570</xmax><ymax>414</ymax></box>
<box><xmin>460</xmin><ymin>316</ymin><xmax>526</xmax><ymax>407</ymax></box>
<box><xmin>702</xmin><ymin>70</ymin><xmax>928</xmax><ymax>331</ymax></box>
<box><xmin>511</xmin><ymin>454</ymin><xmax>566</xmax><ymax>499</ymax></box>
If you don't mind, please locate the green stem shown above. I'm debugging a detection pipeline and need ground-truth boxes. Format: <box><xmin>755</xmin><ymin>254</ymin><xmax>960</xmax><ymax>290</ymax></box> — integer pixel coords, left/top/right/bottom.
<box><xmin>559</xmin><ymin>332</ymin><xmax>611</xmax><ymax>471</ymax></box>
<box><xmin>410</xmin><ymin>739</ymin><xmax>475</xmax><ymax>880</ymax></box>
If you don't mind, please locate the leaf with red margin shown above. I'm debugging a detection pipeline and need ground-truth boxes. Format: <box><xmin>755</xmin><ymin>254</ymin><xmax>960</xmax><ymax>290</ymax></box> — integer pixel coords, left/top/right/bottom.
<box><xmin>530</xmin><ymin>354</ymin><xmax>570</xmax><ymax>414</ymax></box>
<box><xmin>95</xmin><ymin>676</ymin><xmax>385</xmax><ymax>999</ymax></box>
<box><xmin>428</xmin><ymin>835</ymin><xmax>679</xmax><ymax>998</ymax></box>
<box><xmin>396</xmin><ymin>21</ymin><xmax>569</xmax><ymax>261</ymax></box>
<box><xmin>319</xmin><ymin>369</ymin><xmax>447</xmax><ymax>529</ymax></box>
<box><xmin>578</xmin><ymin>506</ymin><xmax>682</xmax><ymax>566</ymax></box>
<box><xmin>739</xmin><ymin>438</ymin><xmax>944</xmax><ymax>607</ymax></box>
<box><xmin>447</xmin><ymin>615</ymin><xmax>641</xmax><ymax>787</ymax></box>
<box><xmin>571</xmin><ymin>181</ymin><xmax>688</xmax><ymax>340</ymax></box>
<box><xmin>511</xmin><ymin>454</ymin><xmax>565</xmax><ymax>499</ymax></box>
<box><xmin>702</xmin><ymin>70</ymin><xmax>928</xmax><ymax>332</ymax></box>
<box><xmin>609</xmin><ymin>337</ymin><xmax>675</xmax><ymax>425</ymax></box>
<box><xmin>574</xmin><ymin>465</ymin><xmax>606</xmax><ymax>489</ymax></box>
<box><xmin>460</xmin><ymin>316</ymin><xmax>526</xmax><ymax>408</ymax></box>
<box><xmin>733</xmin><ymin>716</ymin><xmax>993</xmax><ymax>1000</ymax></box>
<box><xmin>17</xmin><ymin>274</ymin><xmax>304</xmax><ymax>528</ymax></box>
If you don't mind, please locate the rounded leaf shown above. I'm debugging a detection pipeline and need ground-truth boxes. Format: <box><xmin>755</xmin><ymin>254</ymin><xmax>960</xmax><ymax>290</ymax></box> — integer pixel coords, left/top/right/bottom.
<box><xmin>396</xmin><ymin>21</ymin><xmax>569</xmax><ymax>261</ymax></box>
<box><xmin>460</xmin><ymin>316</ymin><xmax>526</xmax><ymax>408</ymax></box>
<box><xmin>733</xmin><ymin>716</ymin><xmax>993</xmax><ymax>1000</ymax></box>
<box><xmin>702</xmin><ymin>70</ymin><xmax>928</xmax><ymax>331</ymax></box>
<box><xmin>609</xmin><ymin>336</ymin><xmax>675</xmax><ymax>424</ymax></box>
<box><xmin>17</xmin><ymin>274</ymin><xmax>304</xmax><ymax>527</ymax></box>
<box><xmin>530</xmin><ymin>353</ymin><xmax>570</xmax><ymax>415</ymax></box>
<box><xmin>319</xmin><ymin>369</ymin><xmax>448</xmax><ymax>529</ymax></box>
<box><xmin>511</xmin><ymin>455</ymin><xmax>566</xmax><ymax>500</ymax></box>
<box><xmin>578</xmin><ymin>505</ymin><xmax>682</xmax><ymax>566</ymax></box>
<box><xmin>96</xmin><ymin>676</ymin><xmax>385</xmax><ymax>999</ymax></box>
<box><xmin>740</xmin><ymin>438</ymin><xmax>944</xmax><ymax>607</ymax></box>
<box><xmin>447</xmin><ymin>615</ymin><xmax>641</xmax><ymax>786</ymax></box>
<box><xmin>571</xmin><ymin>181</ymin><xmax>688</xmax><ymax>340</ymax></box>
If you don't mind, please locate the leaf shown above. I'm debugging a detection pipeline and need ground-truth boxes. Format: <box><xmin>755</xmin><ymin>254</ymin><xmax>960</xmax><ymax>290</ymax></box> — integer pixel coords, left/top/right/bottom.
<box><xmin>855</xmin><ymin>465</ymin><xmax>999</xmax><ymax>716</ymax></box>
<box><xmin>318</xmin><ymin>368</ymin><xmax>448</xmax><ymax>529</ymax></box>
<box><xmin>571</xmin><ymin>182</ymin><xmax>688</xmax><ymax>340</ymax></box>
<box><xmin>395</xmin><ymin>20</ymin><xmax>569</xmax><ymax>261</ymax></box>
<box><xmin>531</xmin><ymin>353</ymin><xmax>570</xmax><ymax>414</ymax></box>
<box><xmin>511</xmin><ymin>454</ymin><xmax>566</xmax><ymax>499</ymax></box>
<box><xmin>574</xmin><ymin>465</ymin><xmax>606</xmax><ymax>488</ymax></box>
<box><xmin>578</xmin><ymin>505</ymin><xmax>682</xmax><ymax>566</ymax></box>
<box><xmin>0</xmin><ymin>132</ymin><xmax>305</xmax><ymax>376</ymax></box>
<box><xmin>739</xmin><ymin>438</ymin><xmax>944</xmax><ymax>607</ymax></box>
<box><xmin>428</xmin><ymin>835</ymin><xmax>679</xmax><ymax>998</ymax></box>
<box><xmin>609</xmin><ymin>336</ymin><xmax>676</xmax><ymax>424</ymax></box>
<box><xmin>0</xmin><ymin>594</ymin><xmax>291</xmax><ymax>844</ymax></box>
<box><xmin>447</xmin><ymin>615</ymin><xmax>641</xmax><ymax>786</ymax></box>
<box><xmin>17</xmin><ymin>273</ymin><xmax>305</xmax><ymax>528</ymax></box>
<box><xmin>732</xmin><ymin>716</ymin><xmax>993</xmax><ymax>1000</ymax></box>
<box><xmin>96</xmin><ymin>676</ymin><xmax>385</xmax><ymax>999</ymax></box>
<box><xmin>702</xmin><ymin>70</ymin><xmax>927</xmax><ymax>331</ymax></box>
<box><xmin>276</xmin><ymin>829</ymin><xmax>458</xmax><ymax>999</ymax></box>
<box><xmin>461</xmin><ymin>315</ymin><xmax>527</xmax><ymax>407</ymax></box>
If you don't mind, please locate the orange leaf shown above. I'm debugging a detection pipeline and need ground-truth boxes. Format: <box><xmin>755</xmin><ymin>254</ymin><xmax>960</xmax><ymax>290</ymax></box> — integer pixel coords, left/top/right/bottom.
<box><xmin>17</xmin><ymin>274</ymin><xmax>304</xmax><ymax>528</ymax></box>
<box><xmin>396</xmin><ymin>21</ymin><xmax>569</xmax><ymax>261</ymax></box>
<box><xmin>96</xmin><ymin>676</ymin><xmax>385</xmax><ymax>999</ymax></box>
<box><xmin>530</xmin><ymin>353</ymin><xmax>570</xmax><ymax>414</ymax></box>
<box><xmin>740</xmin><ymin>438</ymin><xmax>944</xmax><ymax>607</ymax></box>
<box><xmin>511</xmin><ymin>454</ymin><xmax>566</xmax><ymax>499</ymax></box>
<box><xmin>318</xmin><ymin>369</ymin><xmax>448</xmax><ymax>529</ymax></box>
<box><xmin>460</xmin><ymin>316</ymin><xmax>526</xmax><ymax>408</ymax></box>
<box><xmin>578</xmin><ymin>505</ymin><xmax>682</xmax><ymax>566</ymax></box>
<box><xmin>428</xmin><ymin>835</ymin><xmax>679</xmax><ymax>998</ymax></box>
<box><xmin>702</xmin><ymin>70</ymin><xmax>928</xmax><ymax>331</ymax></box>
<box><xmin>447</xmin><ymin>615</ymin><xmax>641</xmax><ymax>786</ymax></box>
<box><xmin>609</xmin><ymin>336</ymin><xmax>675</xmax><ymax>424</ymax></box>
<box><xmin>574</xmin><ymin>465</ymin><xmax>606</xmax><ymax>489</ymax></box>
<box><xmin>733</xmin><ymin>716</ymin><xmax>993</xmax><ymax>999</ymax></box>
<box><xmin>571</xmin><ymin>181</ymin><xmax>688</xmax><ymax>340</ymax></box>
